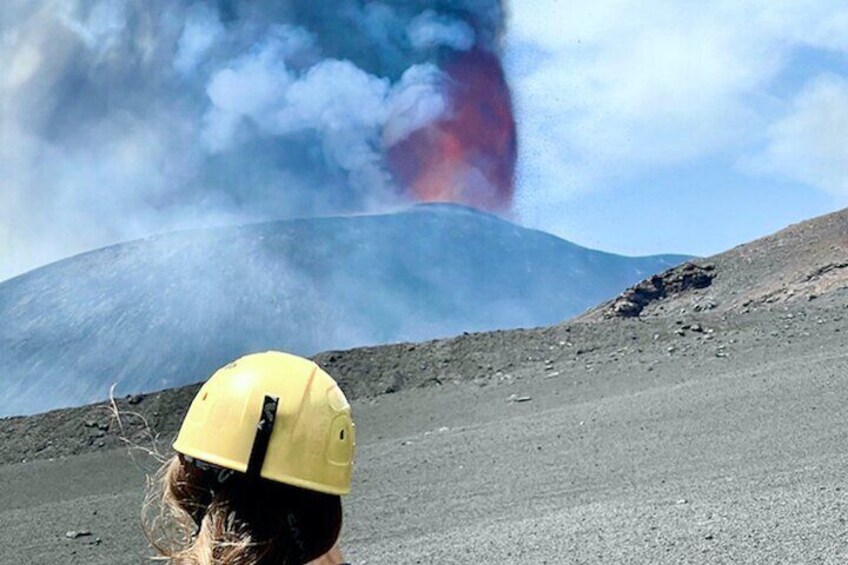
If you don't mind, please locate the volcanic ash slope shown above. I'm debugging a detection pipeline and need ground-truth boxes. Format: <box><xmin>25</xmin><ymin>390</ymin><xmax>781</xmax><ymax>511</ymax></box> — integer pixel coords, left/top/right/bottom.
<box><xmin>589</xmin><ymin>206</ymin><xmax>848</xmax><ymax>320</ymax></box>
<box><xmin>0</xmin><ymin>204</ymin><xmax>684</xmax><ymax>417</ymax></box>
<box><xmin>2</xmin><ymin>208</ymin><xmax>848</xmax><ymax>564</ymax></box>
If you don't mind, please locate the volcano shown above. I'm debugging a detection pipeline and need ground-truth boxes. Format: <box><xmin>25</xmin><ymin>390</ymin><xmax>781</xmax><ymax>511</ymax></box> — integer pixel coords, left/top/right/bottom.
<box><xmin>0</xmin><ymin>204</ymin><xmax>685</xmax><ymax>417</ymax></box>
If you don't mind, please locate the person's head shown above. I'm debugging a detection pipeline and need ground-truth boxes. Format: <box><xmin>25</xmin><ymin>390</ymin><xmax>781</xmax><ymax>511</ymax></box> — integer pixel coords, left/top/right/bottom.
<box><xmin>144</xmin><ymin>351</ymin><xmax>356</xmax><ymax>564</ymax></box>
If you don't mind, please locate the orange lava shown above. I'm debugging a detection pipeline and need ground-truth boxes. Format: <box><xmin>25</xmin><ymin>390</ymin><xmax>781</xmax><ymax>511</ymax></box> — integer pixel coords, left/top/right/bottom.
<box><xmin>387</xmin><ymin>48</ymin><xmax>517</xmax><ymax>212</ymax></box>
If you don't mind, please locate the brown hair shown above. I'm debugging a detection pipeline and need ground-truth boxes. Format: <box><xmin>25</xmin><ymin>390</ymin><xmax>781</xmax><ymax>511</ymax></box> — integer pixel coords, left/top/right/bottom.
<box><xmin>143</xmin><ymin>455</ymin><xmax>342</xmax><ymax>564</ymax></box>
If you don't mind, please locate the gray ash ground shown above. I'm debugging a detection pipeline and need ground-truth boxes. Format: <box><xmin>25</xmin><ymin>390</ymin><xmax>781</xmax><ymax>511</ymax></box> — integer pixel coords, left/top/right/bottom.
<box><xmin>3</xmin><ymin>209</ymin><xmax>848</xmax><ymax>564</ymax></box>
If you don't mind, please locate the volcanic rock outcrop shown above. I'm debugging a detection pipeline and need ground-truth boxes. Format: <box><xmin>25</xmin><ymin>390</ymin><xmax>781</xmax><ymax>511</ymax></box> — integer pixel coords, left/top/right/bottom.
<box><xmin>585</xmin><ymin>207</ymin><xmax>848</xmax><ymax>320</ymax></box>
<box><xmin>602</xmin><ymin>262</ymin><xmax>716</xmax><ymax>318</ymax></box>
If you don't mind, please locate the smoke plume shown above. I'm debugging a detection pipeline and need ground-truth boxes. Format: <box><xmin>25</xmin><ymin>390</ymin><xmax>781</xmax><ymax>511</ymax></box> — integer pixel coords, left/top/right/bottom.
<box><xmin>0</xmin><ymin>0</ymin><xmax>516</xmax><ymax>280</ymax></box>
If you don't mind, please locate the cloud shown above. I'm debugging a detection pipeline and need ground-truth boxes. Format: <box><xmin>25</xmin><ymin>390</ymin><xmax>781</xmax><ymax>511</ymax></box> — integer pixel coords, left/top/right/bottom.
<box><xmin>407</xmin><ymin>10</ymin><xmax>476</xmax><ymax>52</ymax></box>
<box><xmin>749</xmin><ymin>74</ymin><xmax>848</xmax><ymax>195</ymax></box>
<box><xmin>173</xmin><ymin>3</ymin><xmax>225</xmax><ymax>75</ymax></box>
<box><xmin>753</xmin><ymin>0</ymin><xmax>848</xmax><ymax>54</ymax></box>
<box><xmin>506</xmin><ymin>0</ymin><xmax>848</xmax><ymax>216</ymax></box>
<box><xmin>509</xmin><ymin>1</ymin><xmax>776</xmax><ymax>195</ymax></box>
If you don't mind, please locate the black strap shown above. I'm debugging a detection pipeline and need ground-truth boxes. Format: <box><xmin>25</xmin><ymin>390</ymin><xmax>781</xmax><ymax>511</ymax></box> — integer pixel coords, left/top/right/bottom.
<box><xmin>246</xmin><ymin>395</ymin><xmax>279</xmax><ymax>477</ymax></box>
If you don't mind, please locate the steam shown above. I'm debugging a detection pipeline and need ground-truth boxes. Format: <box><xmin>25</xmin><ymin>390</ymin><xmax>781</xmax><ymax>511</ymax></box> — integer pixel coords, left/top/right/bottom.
<box><xmin>407</xmin><ymin>11</ymin><xmax>476</xmax><ymax>52</ymax></box>
<box><xmin>0</xmin><ymin>0</ymin><xmax>511</xmax><ymax>280</ymax></box>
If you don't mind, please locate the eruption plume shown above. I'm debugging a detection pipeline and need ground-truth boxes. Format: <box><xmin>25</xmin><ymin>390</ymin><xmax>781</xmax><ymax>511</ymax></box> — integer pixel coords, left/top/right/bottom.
<box><xmin>386</xmin><ymin>47</ymin><xmax>517</xmax><ymax>211</ymax></box>
<box><xmin>0</xmin><ymin>0</ymin><xmax>515</xmax><ymax>280</ymax></box>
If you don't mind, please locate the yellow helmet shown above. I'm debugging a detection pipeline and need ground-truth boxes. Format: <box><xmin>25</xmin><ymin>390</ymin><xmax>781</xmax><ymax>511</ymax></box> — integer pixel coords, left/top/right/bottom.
<box><xmin>172</xmin><ymin>351</ymin><xmax>355</xmax><ymax>495</ymax></box>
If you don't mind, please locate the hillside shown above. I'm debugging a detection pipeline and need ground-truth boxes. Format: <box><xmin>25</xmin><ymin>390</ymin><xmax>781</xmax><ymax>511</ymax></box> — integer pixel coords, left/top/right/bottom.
<box><xmin>0</xmin><ymin>204</ymin><xmax>685</xmax><ymax>417</ymax></box>
<box><xmin>2</xmin><ymin>208</ymin><xmax>848</xmax><ymax>563</ymax></box>
<box><xmin>588</xmin><ymin>207</ymin><xmax>848</xmax><ymax>320</ymax></box>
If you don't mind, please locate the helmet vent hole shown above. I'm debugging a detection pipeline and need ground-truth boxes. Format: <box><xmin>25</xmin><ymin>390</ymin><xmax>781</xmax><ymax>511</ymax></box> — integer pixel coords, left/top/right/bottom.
<box><xmin>339</xmin><ymin>429</ymin><xmax>345</xmax><ymax>441</ymax></box>
<box><xmin>201</xmin><ymin>392</ymin><xmax>208</xmax><ymax>401</ymax></box>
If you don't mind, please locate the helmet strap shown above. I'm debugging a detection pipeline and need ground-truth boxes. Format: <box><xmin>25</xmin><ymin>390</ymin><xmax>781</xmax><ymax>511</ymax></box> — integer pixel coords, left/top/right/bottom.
<box><xmin>246</xmin><ymin>395</ymin><xmax>279</xmax><ymax>478</ymax></box>
<box><xmin>286</xmin><ymin>511</ymin><xmax>307</xmax><ymax>564</ymax></box>
<box><xmin>181</xmin><ymin>455</ymin><xmax>235</xmax><ymax>486</ymax></box>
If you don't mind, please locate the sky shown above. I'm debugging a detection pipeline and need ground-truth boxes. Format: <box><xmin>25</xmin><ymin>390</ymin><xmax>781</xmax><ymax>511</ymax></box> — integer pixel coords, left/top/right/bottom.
<box><xmin>506</xmin><ymin>0</ymin><xmax>848</xmax><ymax>257</ymax></box>
<box><xmin>1</xmin><ymin>1</ymin><xmax>847</xmax><ymax>280</ymax></box>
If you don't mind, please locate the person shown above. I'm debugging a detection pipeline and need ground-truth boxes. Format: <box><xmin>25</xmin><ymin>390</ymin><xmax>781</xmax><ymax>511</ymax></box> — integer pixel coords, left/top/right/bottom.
<box><xmin>143</xmin><ymin>351</ymin><xmax>356</xmax><ymax>564</ymax></box>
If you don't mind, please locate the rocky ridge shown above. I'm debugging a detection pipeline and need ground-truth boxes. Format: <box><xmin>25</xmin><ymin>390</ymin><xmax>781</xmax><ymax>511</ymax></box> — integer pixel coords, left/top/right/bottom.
<box><xmin>586</xmin><ymin>207</ymin><xmax>848</xmax><ymax>320</ymax></box>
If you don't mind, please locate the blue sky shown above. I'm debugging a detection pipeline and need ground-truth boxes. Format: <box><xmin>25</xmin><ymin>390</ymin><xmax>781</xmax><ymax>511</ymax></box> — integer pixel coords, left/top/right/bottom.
<box><xmin>506</xmin><ymin>0</ymin><xmax>848</xmax><ymax>257</ymax></box>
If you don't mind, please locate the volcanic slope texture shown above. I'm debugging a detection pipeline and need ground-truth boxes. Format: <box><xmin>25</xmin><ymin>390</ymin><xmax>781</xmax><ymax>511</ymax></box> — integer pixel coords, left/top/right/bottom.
<box><xmin>0</xmin><ymin>204</ymin><xmax>685</xmax><ymax>416</ymax></box>
<box><xmin>2</xmin><ymin>207</ymin><xmax>848</xmax><ymax>563</ymax></box>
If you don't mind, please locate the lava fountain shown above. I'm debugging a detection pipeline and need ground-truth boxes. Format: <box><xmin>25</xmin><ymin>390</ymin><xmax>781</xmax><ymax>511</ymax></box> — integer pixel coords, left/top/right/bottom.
<box><xmin>386</xmin><ymin>47</ymin><xmax>517</xmax><ymax>213</ymax></box>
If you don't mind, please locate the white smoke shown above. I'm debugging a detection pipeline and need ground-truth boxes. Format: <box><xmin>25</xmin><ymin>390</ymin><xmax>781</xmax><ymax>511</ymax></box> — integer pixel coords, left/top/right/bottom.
<box><xmin>383</xmin><ymin>65</ymin><xmax>449</xmax><ymax>147</ymax></box>
<box><xmin>0</xmin><ymin>0</ymin><xmax>504</xmax><ymax>281</ymax></box>
<box><xmin>407</xmin><ymin>10</ymin><xmax>476</xmax><ymax>52</ymax></box>
<box><xmin>173</xmin><ymin>3</ymin><xmax>225</xmax><ymax>75</ymax></box>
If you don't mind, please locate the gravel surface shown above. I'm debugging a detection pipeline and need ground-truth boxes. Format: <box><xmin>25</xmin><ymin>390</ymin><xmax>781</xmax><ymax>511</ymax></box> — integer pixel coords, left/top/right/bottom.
<box><xmin>4</xmin><ymin>208</ymin><xmax>848</xmax><ymax>563</ymax></box>
<box><xmin>3</xmin><ymin>300</ymin><xmax>848</xmax><ymax>564</ymax></box>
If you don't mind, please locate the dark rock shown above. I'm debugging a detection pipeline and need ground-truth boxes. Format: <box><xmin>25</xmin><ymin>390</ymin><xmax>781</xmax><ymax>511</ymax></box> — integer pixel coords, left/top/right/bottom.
<box><xmin>804</xmin><ymin>262</ymin><xmax>848</xmax><ymax>282</ymax></box>
<box><xmin>605</xmin><ymin>262</ymin><xmax>716</xmax><ymax>319</ymax></box>
<box><xmin>694</xmin><ymin>300</ymin><xmax>717</xmax><ymax>312</ymax></box>
<box><xmin>127</xmin><ymin>394</ymin><xmax>144</xmax><ymax>405</ymax></box>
